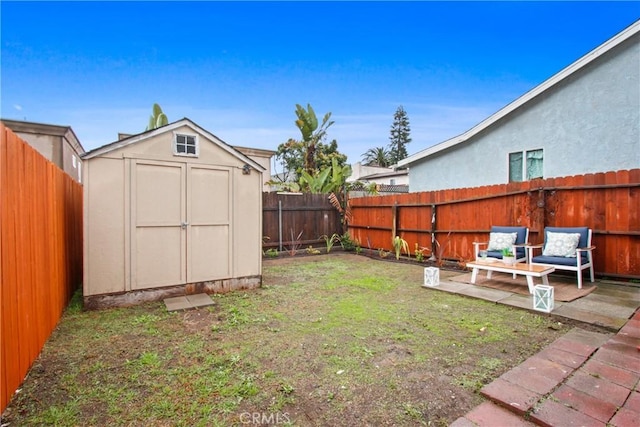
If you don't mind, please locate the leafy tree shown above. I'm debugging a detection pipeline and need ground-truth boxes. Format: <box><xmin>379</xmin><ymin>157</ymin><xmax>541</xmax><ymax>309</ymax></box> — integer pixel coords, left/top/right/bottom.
<box><xmin>274</xmin><ymin>104</ymin><xmax>347</xmax><ymax>181</ymax></box>
<box><xmin>146</xmin><ymin>103</ymin><xmax>168</xmax><ymax>130</ymax></box>
<box><xmin>388</xmin><ymin>105</ymin><xmax>412</xmax><ymax>164</ymax></box>
<box><xmin>361</xmin><ymin>146</ymin><xmax>392</xmax><ymax>167</ymax></box>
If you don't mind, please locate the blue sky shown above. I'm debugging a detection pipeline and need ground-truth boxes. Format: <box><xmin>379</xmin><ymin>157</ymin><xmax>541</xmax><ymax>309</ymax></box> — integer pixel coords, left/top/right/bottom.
<box><xmin>2</xmin><ymin>1</ymin><xmax>639</xmax><ymax>168</ymax></box>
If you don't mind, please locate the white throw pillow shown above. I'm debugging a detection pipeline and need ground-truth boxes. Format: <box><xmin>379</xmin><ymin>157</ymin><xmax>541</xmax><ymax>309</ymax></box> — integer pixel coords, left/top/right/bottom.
<box><xmin>487</xmin><ymin>232</ymin><xmax>518</xmax><ymax>251</ymax></box>
<box><xmin>542</xmin><ymin>232</ymin><xmax>580</xmax><ymax>257</ymax></box>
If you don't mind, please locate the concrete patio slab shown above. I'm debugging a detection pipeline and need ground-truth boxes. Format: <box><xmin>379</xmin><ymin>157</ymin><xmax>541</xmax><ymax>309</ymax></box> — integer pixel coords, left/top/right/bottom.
<box><xmin>585</xmin><ymin>291</ymin><xmax>640</xmax><ymax>309</ymax></box>
<box><xmin>454</xmin><ymin>285</ymin><xmax>513</xmax><ymax>303</ymax></box>
<box><xmin>552</xmin><ymin>305</ymin><xmax>628</xmax><ymax>330</ymax></box>
<box><xmin>593</xmin><ymin>281</ymin><xmax>640</xmax><ymax>299</ymax></box>
<box><xmin>437</xmin><ymin>276</ymin><xmax>640</xmax><ymax>332</ymax></box>
<box><xmin>422</xmin><ymin>281</ymin><xmax>468</xmax><ymax>293</ymax></box>
<box><xmin>566</xmin><ymin>296</ymin><xmax>639</xmax><ymax>319</ymax></box>
<box><xmin>495</xmin><ymin>293</ymin><xmax>562</xmax><ymax>311</ymax></box>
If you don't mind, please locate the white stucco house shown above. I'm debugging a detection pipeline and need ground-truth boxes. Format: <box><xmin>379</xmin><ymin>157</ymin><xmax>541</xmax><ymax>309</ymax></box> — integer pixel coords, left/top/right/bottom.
<box><xmin>348</xmin><ymin>162</ymin><xmax>409</xmax><ymax>186</ymax></box>
<box><xmin>347</xmin><ymin>162</ymin><xmax>410</xmax><ymax>196</ymax></box>
<box><xmin>399</xmin><ymin>20</ymin><xmax>639</xmax><ymax>192</ymax></box>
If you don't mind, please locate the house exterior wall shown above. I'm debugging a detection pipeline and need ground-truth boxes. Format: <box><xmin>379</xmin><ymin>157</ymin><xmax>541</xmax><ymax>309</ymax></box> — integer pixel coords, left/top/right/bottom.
<box><xmin>408</xmin><ymin>32</ymin><xmax>639</xmax><ymax>192</ymax></box>
<box><xmin>83</xmin><ymin>123</ymin><xmax>262</xmax><ymax>301</ymax></box>
<box><xmin>234</xmin><ymin>146</ymin><xmax>275</xmax><ymax>192</ymax></box>
<box><xmin>365</xmin><ymin>173</ymin><xmax>409</xmax><ymax>186</ymax></box>
<box><xmin>348</xmin><ymin>162</ymin><xmax>394</xmax><ymax>182</ymax></box>
<box><xmin>16</xmin><ymin>132</ymin><xmax>58</xmax><ymax>162</ymax></box>
<box><xmin>1</xmin><ymin>120</ymin><xmax>85</xmax><ymax>183</ymax></box>
<box><xmin>61</xmin><ymin>140</ymin><xmax>83</xmax><ymax>183</ymax></box>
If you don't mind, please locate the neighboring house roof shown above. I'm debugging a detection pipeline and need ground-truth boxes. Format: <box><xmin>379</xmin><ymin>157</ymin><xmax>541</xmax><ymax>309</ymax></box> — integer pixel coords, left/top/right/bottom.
<box><xmin>82</xmin><ymin>118</ymin><xmax>265</xmax><ymax>171</ymax></box>
<box><xmin>398</xmin><ymin>20</ymin><xmax>640</xmax><ymax>168</ymax></box>
<box><xmin>359</xmin><ymin>169</ymin><xmax>409</xmax><ymax>181</ymax></box>
<box><xmin>233</xmin><ymin>145</ymin><xmax>276</xmax><ymax>158</ymax></box>
<box><xmin>1</xmin><ymin>118</ymin><xmax>86</xmax><ymax>156</ymax></box>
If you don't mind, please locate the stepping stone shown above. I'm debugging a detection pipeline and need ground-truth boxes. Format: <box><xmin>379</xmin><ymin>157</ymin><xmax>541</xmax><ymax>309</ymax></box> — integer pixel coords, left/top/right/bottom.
<box><xmin>164</xmin><ymin>293</ymin><xmax>214</xmax><ymax>311</ymax></box>
<box><xmin>186</xmin><ymin>293</ymin><xmax>215</xmax><ymax>308</ymax></box>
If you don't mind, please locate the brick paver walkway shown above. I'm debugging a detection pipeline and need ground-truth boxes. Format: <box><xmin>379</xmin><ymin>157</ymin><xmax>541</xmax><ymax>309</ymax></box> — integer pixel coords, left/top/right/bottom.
<box><xmin>452</xmin><ymin>309</ymin><xmax>640</xmax><ymax>426</ymax></box>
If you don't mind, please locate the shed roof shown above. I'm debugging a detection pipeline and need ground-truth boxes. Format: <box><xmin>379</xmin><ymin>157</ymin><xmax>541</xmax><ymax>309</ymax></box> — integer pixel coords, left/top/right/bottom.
<box><xmin>82</xmin><ymin>118</ymin><xmax>265</xmax><ymax>171</ymax></box>
<box><xmin>398</xmin><ymin>20</ymin><xmax>640</xmax><ymax>168</ymax></box>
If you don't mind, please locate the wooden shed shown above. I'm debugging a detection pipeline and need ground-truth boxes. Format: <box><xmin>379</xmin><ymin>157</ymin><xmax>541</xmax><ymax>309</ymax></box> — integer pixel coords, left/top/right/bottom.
<box><xmin>82</xmin><ymin>118</ymin><xmax>264</xmax><ymax>308</ymax></box>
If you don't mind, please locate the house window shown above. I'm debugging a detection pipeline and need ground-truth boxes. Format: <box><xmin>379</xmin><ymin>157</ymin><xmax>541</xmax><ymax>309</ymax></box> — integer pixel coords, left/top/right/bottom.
<box><xmin>509</xmin><ymin>149</ymin><xmax>543</xmax><ymax>182</ymax></box>
<box><xmin>174</xmin><ymin>133</ymin><xmax>198</xmax><ymax>156</ymax></box>
<box><xmin>390</xmin><ymin>179</ymin><xmax>396</xmax><ymax>185</ymax></box>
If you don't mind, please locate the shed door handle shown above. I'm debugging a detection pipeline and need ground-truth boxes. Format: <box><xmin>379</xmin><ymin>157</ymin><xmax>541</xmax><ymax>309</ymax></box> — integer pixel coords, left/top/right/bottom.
<box><xmin>181</xmin><ymin>222</ymin><xmax>189</xmax><ymax>229</ymax></box>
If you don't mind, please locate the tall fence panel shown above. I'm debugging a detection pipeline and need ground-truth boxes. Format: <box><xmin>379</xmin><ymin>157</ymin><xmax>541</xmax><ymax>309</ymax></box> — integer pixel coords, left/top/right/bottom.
<box><xmin>349</xmin><ymin>170</ymin><xmax>640</xmax><ymax>279</ymax></box>
<box><xmin>263</xmin><ymin>192</ymin><xmax>342</xmax><ymax>251</ymax></box>
<box><xmin>1</xmin><ymin>125</ymin><xmax>83</xmax><ymax>412</ymax></box>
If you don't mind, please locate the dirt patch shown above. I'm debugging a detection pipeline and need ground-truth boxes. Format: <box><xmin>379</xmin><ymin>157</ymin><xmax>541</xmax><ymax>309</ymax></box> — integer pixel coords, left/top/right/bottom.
<box><xmin>181</xmin><ymin>307</ymin><xmax>217</xmax><ymax>332</ymax></box>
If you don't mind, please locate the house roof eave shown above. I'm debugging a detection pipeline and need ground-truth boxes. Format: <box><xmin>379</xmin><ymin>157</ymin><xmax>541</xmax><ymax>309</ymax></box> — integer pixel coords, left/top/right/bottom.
<box><xmin>360</xmin><ymin>170</ymin><xmax>409</xmax><ymax>180</ymax></box>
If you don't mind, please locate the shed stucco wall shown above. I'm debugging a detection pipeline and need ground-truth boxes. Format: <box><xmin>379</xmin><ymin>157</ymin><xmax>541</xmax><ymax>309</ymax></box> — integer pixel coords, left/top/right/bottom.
<box><xmin>409</xmin><ymin>32</ymin><xmax>639</xmax><ymax>192</ymax></box>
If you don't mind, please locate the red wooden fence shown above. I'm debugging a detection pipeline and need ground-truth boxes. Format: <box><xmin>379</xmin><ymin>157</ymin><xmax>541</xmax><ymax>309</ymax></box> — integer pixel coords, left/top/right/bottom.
<box><xmin>349</xmin><ymin>169</ymin><xmax>640</xmax><ymax>279</ymax></box>
<box><xmin>1</xmin><ymin>125</ymin><xmax>83</xmax><ymax>412</ymax></box>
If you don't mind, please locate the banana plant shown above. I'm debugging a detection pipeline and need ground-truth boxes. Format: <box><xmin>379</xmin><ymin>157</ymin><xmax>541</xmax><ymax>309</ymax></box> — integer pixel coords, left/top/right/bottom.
<box><xmin>146</xmin><ymin>103</ymin><xmax>169</xmax><ymax>130</ymax></box>
<box><xmin>294</xmin><ymin>104</ymin><xmax>334</xmax><ymax>175</ymax></box>
<box><xmin>299</xmin><ymin>167</ymin><xmax>331</xmax><ymax>193</ymax></box>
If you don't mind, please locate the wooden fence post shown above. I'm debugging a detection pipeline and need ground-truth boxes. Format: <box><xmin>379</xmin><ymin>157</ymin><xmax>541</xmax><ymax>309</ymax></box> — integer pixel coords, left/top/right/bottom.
<box><xmin>430</xmin><ymin>204</ymin><xmax>437</xmax><ymax>260</ymax></box>
<box><xmin>391</xmin><ymin>202</ymin><xmax>398</xmax><ymax>240</ymax></box>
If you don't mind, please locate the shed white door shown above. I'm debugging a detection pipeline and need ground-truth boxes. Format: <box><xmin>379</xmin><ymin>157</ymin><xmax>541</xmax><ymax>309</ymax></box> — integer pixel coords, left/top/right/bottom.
<box><xmin>131</xmin><ymin>160</ymin><xmax>230</xmax><ymax>290</ymax></box>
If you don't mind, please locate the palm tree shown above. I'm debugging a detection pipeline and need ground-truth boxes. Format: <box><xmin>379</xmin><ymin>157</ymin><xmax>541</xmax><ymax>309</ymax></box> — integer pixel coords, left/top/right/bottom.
<box><xmin>362</xmin><ymin>146</ymin><xmax>391</xmax><ymax>167</ymax></box>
